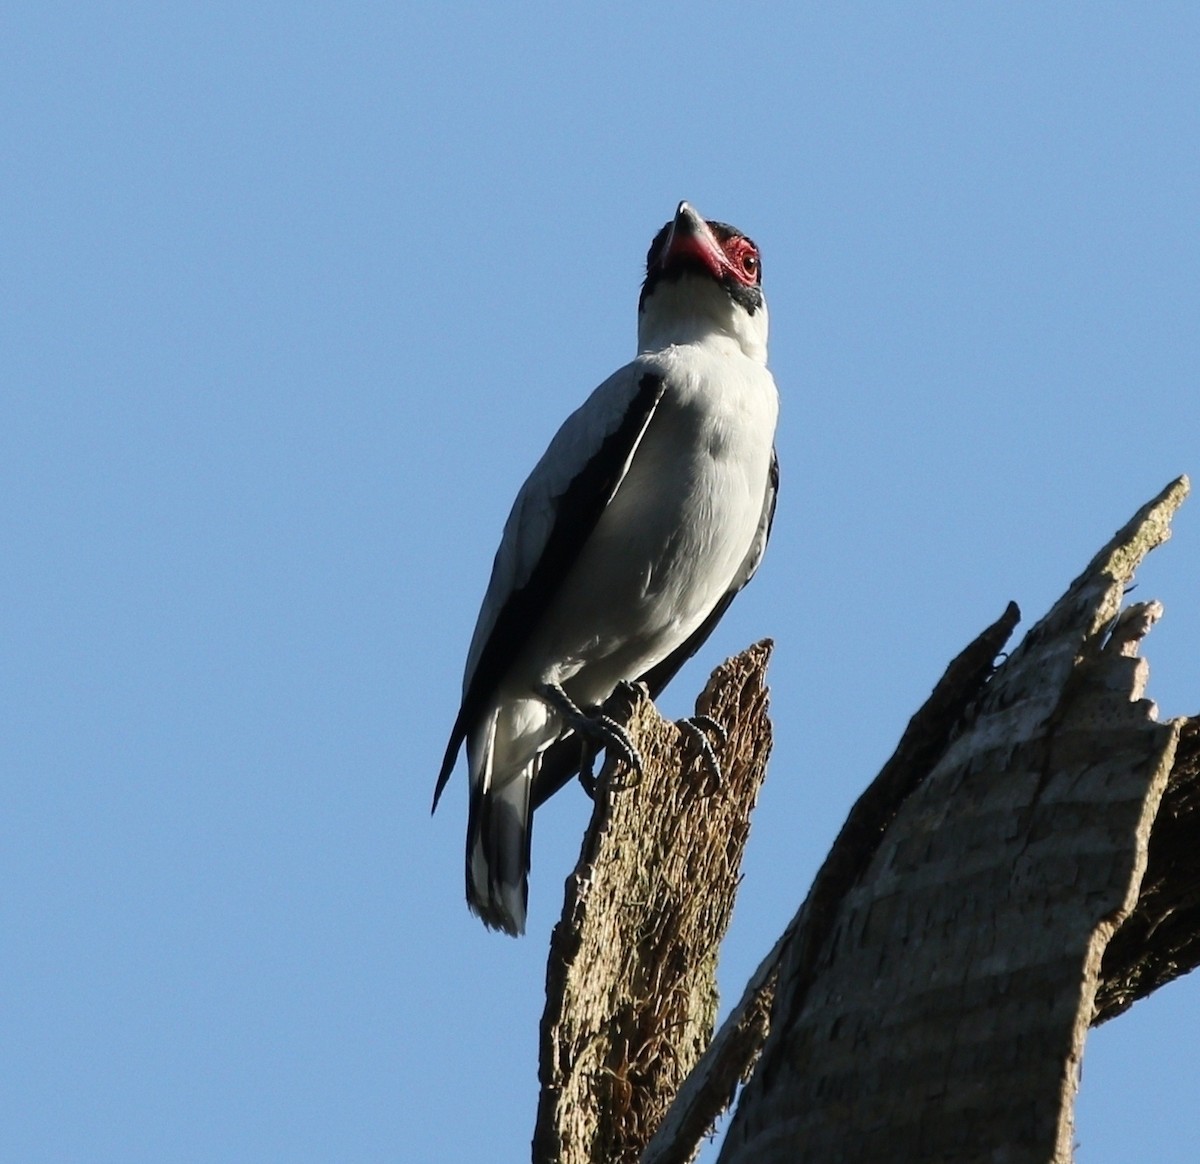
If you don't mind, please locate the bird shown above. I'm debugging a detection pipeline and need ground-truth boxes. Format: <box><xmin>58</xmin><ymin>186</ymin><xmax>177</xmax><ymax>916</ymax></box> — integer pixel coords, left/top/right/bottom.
<box><xmin>433</xmin><ymin>201</ymin><xmax>780</xmax><ymax>935</ymax></box>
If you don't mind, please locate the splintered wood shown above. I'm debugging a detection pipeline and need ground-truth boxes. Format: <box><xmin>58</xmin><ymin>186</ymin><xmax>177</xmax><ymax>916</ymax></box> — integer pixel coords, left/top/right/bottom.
<box><xmin>533</xmin><ymin>643</ymin><xmax>774</xmax><ymax>1164</ymax></box>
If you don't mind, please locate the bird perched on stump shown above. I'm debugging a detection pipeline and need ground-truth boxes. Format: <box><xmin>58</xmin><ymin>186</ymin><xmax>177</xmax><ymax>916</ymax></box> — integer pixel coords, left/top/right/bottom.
<box><xmin>434</xmin><ymin>202</ymin><xmax>780</xmax><ymax>935</ymax></box>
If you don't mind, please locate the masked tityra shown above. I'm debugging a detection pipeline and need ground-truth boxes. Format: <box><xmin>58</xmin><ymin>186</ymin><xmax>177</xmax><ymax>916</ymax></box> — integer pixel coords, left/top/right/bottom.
<box><xmin>434</xmin><ymin>202</ymin><xmax>780</xmax><ymax>935</ymax></box>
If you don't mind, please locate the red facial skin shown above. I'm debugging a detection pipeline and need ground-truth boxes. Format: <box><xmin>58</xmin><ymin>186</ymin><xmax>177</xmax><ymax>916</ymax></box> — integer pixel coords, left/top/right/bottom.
<box><xmin>719</xmin><ymin>235</ymin><xmax>761</xmax><ymax>286</ymax></box>
<box><xmin>660</xmin><ymin>224</ymin><xmax>761</xmax><ymax>287</ymax></box>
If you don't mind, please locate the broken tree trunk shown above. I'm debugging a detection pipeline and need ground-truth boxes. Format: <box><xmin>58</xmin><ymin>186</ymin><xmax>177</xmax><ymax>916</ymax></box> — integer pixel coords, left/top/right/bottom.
<box><xmin>536</xmin><ymin>476</ymin><xmax>1200</xmax><ymax>1164</ymax></box>
<box><xmin>533</xmin><ymin>644</ymin><xmax>774</xmax><ymax>1164</ymax></box>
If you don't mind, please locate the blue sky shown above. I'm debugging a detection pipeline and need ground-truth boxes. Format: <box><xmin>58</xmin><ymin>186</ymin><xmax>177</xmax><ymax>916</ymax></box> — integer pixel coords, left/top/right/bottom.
<box><xmin>4</xmin><ymin>4</ymin><xmax>1199</xmax><ymax>1160</ymax></box>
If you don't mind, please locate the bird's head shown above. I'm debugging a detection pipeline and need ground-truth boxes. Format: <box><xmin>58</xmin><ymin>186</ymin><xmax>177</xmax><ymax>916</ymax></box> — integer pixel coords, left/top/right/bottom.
<box><xmin>637</xmin><ymin>202</ymin><xmax>768</xmax><ymax>363</ymax></box>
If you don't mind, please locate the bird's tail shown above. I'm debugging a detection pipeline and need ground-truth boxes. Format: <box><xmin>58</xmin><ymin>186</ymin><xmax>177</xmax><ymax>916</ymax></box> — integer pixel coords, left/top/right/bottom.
<box><xmin>465</xmin><ymin>716</ymin><xmax>534</xmax><ymax>936</ymax></box>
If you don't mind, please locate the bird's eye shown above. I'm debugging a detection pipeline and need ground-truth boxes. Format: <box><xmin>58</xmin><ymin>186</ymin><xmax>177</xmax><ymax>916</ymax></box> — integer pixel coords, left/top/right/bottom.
<box><xmin>730</xmin><ymin>244</ymin><xmax>760</xmax><ymax>284</ymax></box>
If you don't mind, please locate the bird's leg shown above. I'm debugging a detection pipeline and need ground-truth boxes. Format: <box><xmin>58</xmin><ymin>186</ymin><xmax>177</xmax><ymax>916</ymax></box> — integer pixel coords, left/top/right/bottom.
<box><xmin>536</xmin><ymin>682</ymin><xmax>644</xmax><ymax>775</ymax></box>
<box><xmin>576</xmin><ymin>736</ymin><xmax>600</xmax><ymax>798</ymax></box>
<box><xmin>677</xmin><ymin>714</ymin><xmax>725</xmax><ymax>787</ymax></box>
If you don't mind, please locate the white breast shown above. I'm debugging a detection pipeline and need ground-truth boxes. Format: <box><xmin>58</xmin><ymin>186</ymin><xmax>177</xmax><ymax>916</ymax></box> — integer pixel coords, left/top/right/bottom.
<box><xmin>515</xmin><ymin>338</ymin><xmax>778</xmax><ymax>708</ymax></box>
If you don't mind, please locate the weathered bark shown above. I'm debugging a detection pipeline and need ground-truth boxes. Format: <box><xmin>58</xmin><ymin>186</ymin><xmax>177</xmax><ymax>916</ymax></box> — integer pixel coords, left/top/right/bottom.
<box><xmin>534</xmin><ymin>477</ymin><xmax>1200</xmax><ymax>1164</ymax></box>
<box><xmin>717</xmin><ymin>477</ymin><xmax>1189</xmax><ymax>1164</ymax></box>
<box><xmin>534</xmin><ymin>643</ymin><xmax>774</xmax><ymax>1164</ymax></box>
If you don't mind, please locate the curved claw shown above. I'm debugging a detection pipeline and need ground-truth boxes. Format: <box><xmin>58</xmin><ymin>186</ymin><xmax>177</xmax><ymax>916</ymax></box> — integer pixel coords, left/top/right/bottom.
<box><xmin>677</xmin><ymin>716</ymin><xmax>724</xmax><ymax>787</ymax></box>
<box><xmin>687</xmin><ymin>713</ymin><xmax>727</xmax><ymax>746</ymax></box>
<box><xmin>537</xmin><ymin>682</ymin><xmax>644</xmax><ymax>775</ymax></box>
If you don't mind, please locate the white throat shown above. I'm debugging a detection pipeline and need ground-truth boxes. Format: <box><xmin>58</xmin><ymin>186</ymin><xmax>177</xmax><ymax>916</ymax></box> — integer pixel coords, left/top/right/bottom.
<box><xmin>637</xmin><ymin>273</ymin><xmax>769</xmax><ymax>363</ymax></box>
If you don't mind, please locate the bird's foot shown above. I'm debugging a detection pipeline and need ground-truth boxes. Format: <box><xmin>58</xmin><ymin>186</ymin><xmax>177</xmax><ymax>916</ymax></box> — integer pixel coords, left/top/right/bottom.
<box><xmin>678</xmin><ymin>714</ymin><xmax>726</xmax><ymax>788</ymax></box>
<box><xmin>536</xmin><ymin>682</ymin><xmax>644</xmax><ymax>776</ymax></box>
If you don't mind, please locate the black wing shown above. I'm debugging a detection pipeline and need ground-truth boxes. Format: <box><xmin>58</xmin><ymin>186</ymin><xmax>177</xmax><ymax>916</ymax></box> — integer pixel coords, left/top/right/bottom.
<box><xmin>531</xmin><ymin>446</ymin><xmax>779</xmax><ymax>808</ymax></box>
<box><xmin>433</xmin><ymin>371</ymin><xmax>667</xmax><ymax>810</ymax></box>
